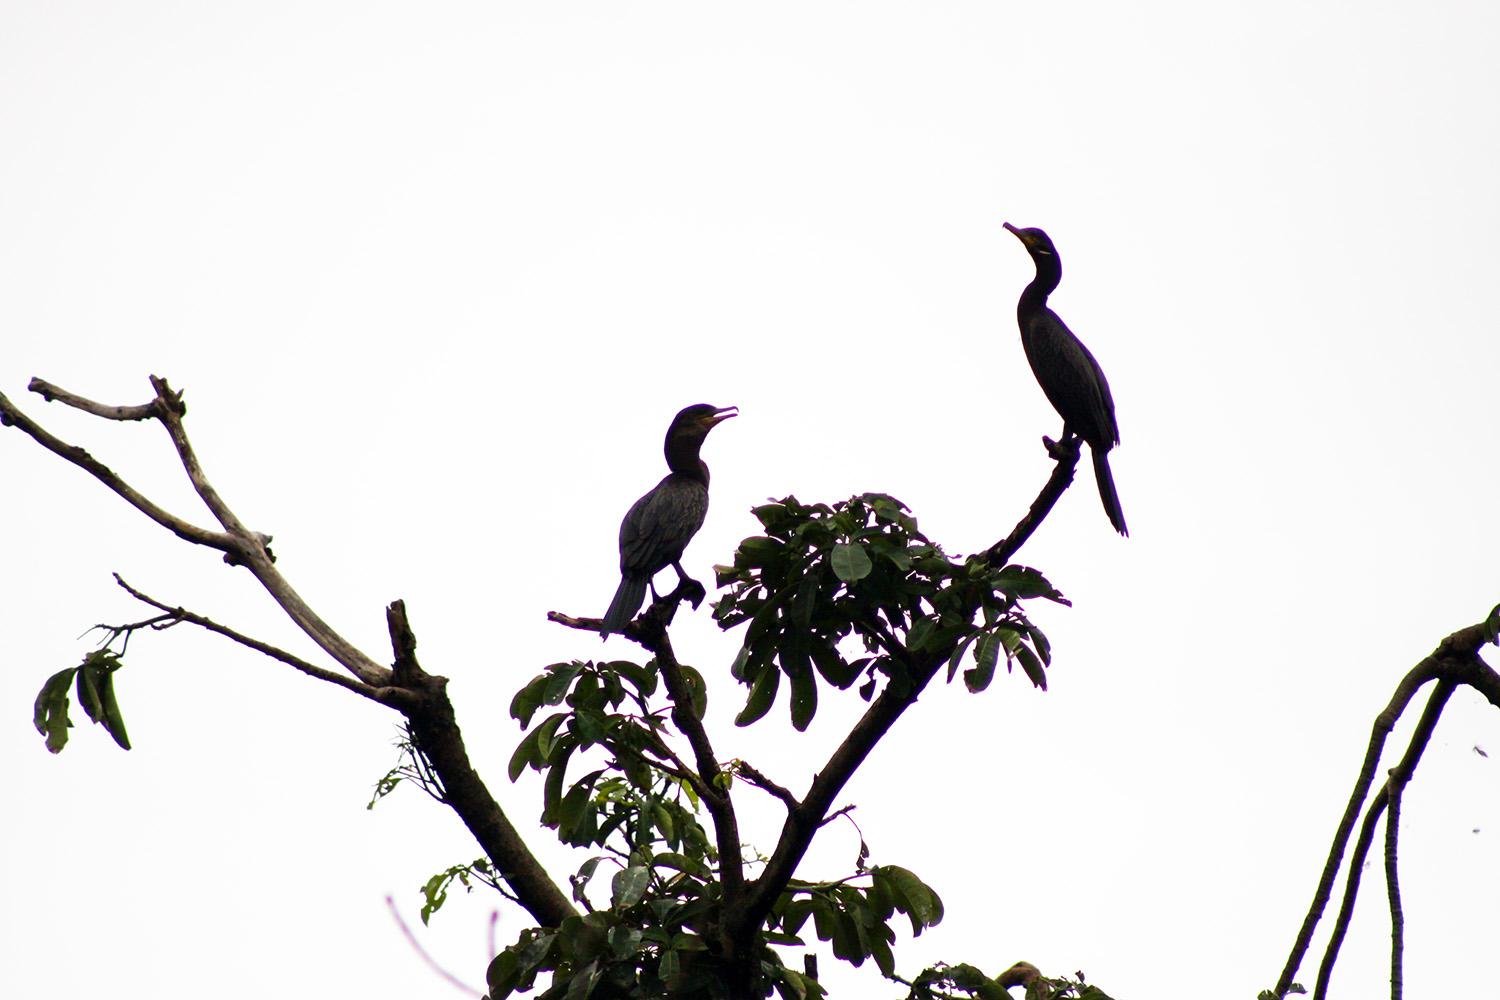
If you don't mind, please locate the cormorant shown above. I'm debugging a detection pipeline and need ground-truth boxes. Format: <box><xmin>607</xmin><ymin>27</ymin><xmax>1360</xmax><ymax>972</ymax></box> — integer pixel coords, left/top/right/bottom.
<box><xmin>1003</xmin><ymin>222</ymin><xmax>1128</xmax><ymax>536</ymax></box>
<box><xmin>601</xmin><ymin>403</ymin><xmax>738</xmax><ymax>635</ymax></box>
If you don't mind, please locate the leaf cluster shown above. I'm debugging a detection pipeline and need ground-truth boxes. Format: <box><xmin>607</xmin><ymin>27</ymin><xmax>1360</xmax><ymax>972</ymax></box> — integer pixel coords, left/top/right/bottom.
<box><xmin>904</xmin><ymin>965</ymin><xmax>1114</xmax><ymax>1000</ymax></box>
<box><xmin>714</xmin><ymin>494</ymin><xmax>1065</xmax><ymax>730</ymax></box>
<box><xmin>32</xmin><ymin>649</ymin><xmax>131</xmax><ymax>753</ymax></box>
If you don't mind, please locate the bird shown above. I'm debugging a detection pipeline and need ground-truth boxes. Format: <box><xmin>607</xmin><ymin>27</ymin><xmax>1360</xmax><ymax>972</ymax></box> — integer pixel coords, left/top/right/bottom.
<box><xmin>1003</xmin><ymin>222</ymin><xmax>1128</xmax><ymax>536</ymax></box>
<box><xmin>601</xmin><ymin>403</ymin><xmax>738</xmax><ymax>636</ymax></box>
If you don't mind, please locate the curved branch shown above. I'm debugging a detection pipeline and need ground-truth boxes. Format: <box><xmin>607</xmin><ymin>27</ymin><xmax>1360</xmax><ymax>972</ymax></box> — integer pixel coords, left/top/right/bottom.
<box><xmin>112</xmin><ymin>574</ymin><xmax>404</xmax><ymax>706</ymax></box>
<box><xmin>4</xmin><ymin>377</ymin><xmax>393</xmax><ymax>688</ymax></box>
<box><xmin>987</xmin><ymin>432</ymin><xmax>1081</xmax><ymax>566</ymax></box>
<box><xmin>0</xmin><ymin>389</ymin><xmax>234</xmax><ymax>553</ymax></box>
<box><xmin>28</xmin><ymin>378</ymin><xmax>157</xmax><ymax>421</ymax></box>
<box><xmin>1311</xmin><ymin>680</ymin><xmax>1452</xmax><ymax>1000</ymax></box>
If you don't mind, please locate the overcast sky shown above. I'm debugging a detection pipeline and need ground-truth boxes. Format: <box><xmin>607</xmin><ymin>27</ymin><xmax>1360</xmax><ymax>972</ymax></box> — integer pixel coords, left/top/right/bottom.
<box><xmin>5</xmin><ymin>3</ymin><xmax>1500</xmax><ymax>998</ymax></box>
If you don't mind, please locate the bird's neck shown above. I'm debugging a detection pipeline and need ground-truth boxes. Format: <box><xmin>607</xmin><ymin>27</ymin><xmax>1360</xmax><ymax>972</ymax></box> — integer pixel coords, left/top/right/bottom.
<box><xmin>1019</xmin><ymin>254</ymin><xmax>1061</xmax><ymax>314</ymax></box>
<box><xmin>665</xmin><ymin>439</ymin><xmax>710</xmax><ymax>486</ymax></box>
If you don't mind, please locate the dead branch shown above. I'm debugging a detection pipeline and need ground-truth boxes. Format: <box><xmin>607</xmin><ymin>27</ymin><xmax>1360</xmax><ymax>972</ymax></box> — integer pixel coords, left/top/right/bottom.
<box><xmin>3</xmin><ymin>377</ymin><xmax>578</xmax><ymax>931</ymax></box>
<box><xmin>29</xmin><ymin>377</ymin><xmax>158</xmax><ymax>421</ymax></box>
<box><xmin>3</xmin><ymin>376</ymin><xmax>392</xmax><ymax>688</ymax></box>
<box><xmin>1273</xmin><ymin>624</ymin><xmax>1499</xmax><ymax>1000</ymax></box>
<box><xmin>112</xmin><ymin>574</ymin><xmax>404</xmax><ymax>706</ymax></box>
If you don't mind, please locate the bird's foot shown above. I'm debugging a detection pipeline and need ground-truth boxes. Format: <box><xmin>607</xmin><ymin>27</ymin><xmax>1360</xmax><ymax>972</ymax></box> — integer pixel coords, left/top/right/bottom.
<box><xmin>1043</xmin><ymin>433</ymin><xmax>1081</xmax><ymax>462</ymax></box>
<box><xmin>669</xmin><ymin>577</ymin><xmax>707</xmax><ymax>610</ymax></box>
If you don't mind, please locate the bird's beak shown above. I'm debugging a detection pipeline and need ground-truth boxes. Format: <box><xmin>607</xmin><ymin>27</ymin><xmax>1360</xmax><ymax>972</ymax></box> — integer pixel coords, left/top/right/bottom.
<box><xmin>707</xmin><ymin>406</ymin><xmax>738</xmax><ymax>427</ymax></box>
<box><xmin>1003</xmin><ymin>221</ymin><xmax>1023</xmax><ymax>241</ymax></box>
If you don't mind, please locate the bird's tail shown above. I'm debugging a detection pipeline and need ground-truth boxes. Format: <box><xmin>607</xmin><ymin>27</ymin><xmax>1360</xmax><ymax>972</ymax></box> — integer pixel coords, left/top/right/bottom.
<box><xmin>601</xmin><ymin>575</ymin><xmax>649</xmax><ymax>637</ymax></box>
<box><xmin>1091</xmin><ymin>447</ymin><xmax>1129</xmax><ymax>536</ymax></box>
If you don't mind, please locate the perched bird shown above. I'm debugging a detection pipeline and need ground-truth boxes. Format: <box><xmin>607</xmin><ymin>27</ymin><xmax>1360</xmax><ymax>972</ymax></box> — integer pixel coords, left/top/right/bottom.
<box><xmin>1003</xmin><ymin>222</ymin><xmax>1128</xmax><ymax>536</ymax></box>
<box><xmin>601</xmin><ymin>403</ymin><xmax>738</xmax><ymax>635</ymax></box>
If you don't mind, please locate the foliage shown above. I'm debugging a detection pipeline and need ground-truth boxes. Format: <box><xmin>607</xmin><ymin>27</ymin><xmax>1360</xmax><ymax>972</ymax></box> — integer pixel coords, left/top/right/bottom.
<box><xmin>32</xmin><ymin>649</ymin><xmax>131</xmax><ymax>753</ymax></box>
<box><xmin>479</xmin><ymin>493</ymin><xmax>1072</xmax><ymax>998</ymax></box>
<box><xmin>713</xmin><ymin>493</ymin><xmax>1065</xmax><ymax>728</ymax></box>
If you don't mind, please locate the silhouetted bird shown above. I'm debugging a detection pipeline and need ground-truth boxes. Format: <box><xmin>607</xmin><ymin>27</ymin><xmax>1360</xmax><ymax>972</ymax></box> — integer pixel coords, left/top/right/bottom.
<box><xmin>601</xmin><ymin>404</ymin><xmax>738</xmax><ymax>635</ymax></box>
<box><xmin>1004</xmin><ymin>222</ymin><xmax>1127</xmax><ymax>536</ymax></box>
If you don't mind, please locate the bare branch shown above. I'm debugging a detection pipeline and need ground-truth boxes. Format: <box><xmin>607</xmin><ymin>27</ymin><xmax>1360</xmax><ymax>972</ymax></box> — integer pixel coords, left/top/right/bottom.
<box><xmin>987</xmin><ymin>432</ymin><xmax>1081</xmax><ymax>566</ymax></box>
<box><xmin>112</xmin><ymin>574</ymin><xmax>405</xmax><ymax>707</ymax></box>
<box><xmin>147</xmin><ymin>375</ymin><xmax>257</xmax><ymax>541</ymax></box>
<box><xmin>1385</xmin><ymin>767</ymin><xmax>1406</xmax><ymax>1000</ymax></box>
<box><xmin>4</xmin><ymin>377</ymin><xmax>393</xmax><ymax>688</ymax></box>
<box><xmin>28</xmin><ymin>378</ymin><xmax>158</xmax><ymax>420</ymax></box>
<box><xmin>1273</xmin><ymin>631</ymin><xmax>1500</xmax><ymax>999</ymax></box>
<box><xmin>734</xmin><ymin>761</ymin><xmax>800</xmax><ymax>811</ymax></box>
<box><xmin>1310</xmin><ymin>680</ymin><xmax>1453</xmax><ymax>1000</ymax></box>
<box><xmin>0</xmin><ymin>389</ymin><xmax>234</xmax><ymax>553</ymax></box>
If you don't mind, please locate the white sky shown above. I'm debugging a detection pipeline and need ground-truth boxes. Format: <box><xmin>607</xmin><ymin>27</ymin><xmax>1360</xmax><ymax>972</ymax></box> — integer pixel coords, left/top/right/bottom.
<box><xmin>4</xmin><ymin>3</ymin><xmax>1500</xmax><ymax>998</ymax></box>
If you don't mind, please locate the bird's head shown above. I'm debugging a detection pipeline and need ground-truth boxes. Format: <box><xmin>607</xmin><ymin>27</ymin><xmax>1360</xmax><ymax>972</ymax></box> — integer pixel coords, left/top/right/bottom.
<box><xmin>666</xmin><ymin>404</ymin><xmax>738</xmax><ymax>448</ymax></box>
<box><xmin>675</xmin><ymin>403</ymin><xmax>738</xmax><ymax>433</ymax></box>
<box><xmin>1003</xmin><ymin>222</ymin><xmax>1057</xmax><ymax>257</ymax></box>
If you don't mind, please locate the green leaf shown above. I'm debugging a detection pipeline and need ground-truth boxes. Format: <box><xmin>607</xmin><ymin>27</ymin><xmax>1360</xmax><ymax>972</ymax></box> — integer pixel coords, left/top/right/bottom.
<box><xmin>992</xmin><ymin>564</ymin><xmax>1069</xmax><ymax>604</ymax></box>
<box><xmin>33</xmin><ymin>667</ymin><xmax>78</xmax><ymax>754</ymax></box>
<box><xmin>677</xmin><ymin>664</ymin><xmax>709</xmax><ymax>720</ymax></box>
<box><xmin>611</xmin><ymin>865</ymin><xmax>650</xmax><ymax>908</ymax></box>
<box><xmin>737</xmin><ymin>536</ymin><xmax>787</xmax><ymax>568</ymax></box>
<box><xmin>830</xmin><ymin>543</ymin><xmax>873</xmax><ymax>583</ymax></box>
<box><xmin>876</xmin><ymin>865</ymin><xmax>945</xmax><ymax>934</ymax></box>
<box><xmin>652</xmin><ymin>852</ymin><xmax>709</xmax><ymax>878</ymax></box>
<box><xmin>1015</xmin><ymin>644</ymin><xmax>1047</xmax><ymax>690</ymax></box>
<box><xmin>785</xmin><ymin>648</ymin><xmax>817</xmax><ymax>732</ymax></box>
<box><xmin>96</xmin><ymin>666</ymin><xmax>131</xmax><ymax>750</ymax></box>
<box><xmin>543</xmin><ymin>662</ymin><xmax>584</xmax><ymax>706</ymax></box>
<box><xmin>735</xmin><ymin>658</ymin><xmax>780</xmax><ymax>727</ymax></box>
<box><xmin>907</xmin><ymin>615</ymin><xmax>936</xmax><ymax>652</ymax></box>
<box><xmin>947</xmin><ymin>632</ymin><xmax>979</xmax><ymax>683</ymax></box>
<box><xmin>75</xmin><ymin>660</ymin><xmax>104</xmax><ymax>722</ymax></box>
<box><xmin>486</xmin><ymin>950</ymin><xmax>521</xmax><ymax>998</ymax></box>
<box><xmin>965</xmin><ymin>633</ymin><xmax>999</xmax><ymax>693</ymax></box>
<box><xmin>808</xmin><ymin>640</ymin><xmax>859</xmax><ymax>688</ymax></box>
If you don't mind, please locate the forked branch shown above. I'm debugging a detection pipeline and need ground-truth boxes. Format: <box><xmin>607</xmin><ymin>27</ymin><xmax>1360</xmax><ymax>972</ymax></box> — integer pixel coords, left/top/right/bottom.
<box><xmin>1273</xmin><ymin>623</ymin><xmax>1500</xmax><ymax>1000</ymax></box>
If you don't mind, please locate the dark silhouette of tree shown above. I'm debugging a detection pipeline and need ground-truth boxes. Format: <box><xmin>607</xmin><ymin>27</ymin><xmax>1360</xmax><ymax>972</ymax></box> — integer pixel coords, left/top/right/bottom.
<box><xmin>6</xmin><ymin>375</ymin><xmax>1497</xmax><ymax>1000</ymax></box>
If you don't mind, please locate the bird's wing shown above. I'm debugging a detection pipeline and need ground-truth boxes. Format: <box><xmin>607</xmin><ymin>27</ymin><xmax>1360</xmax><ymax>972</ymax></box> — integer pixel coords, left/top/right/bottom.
<box><xmin>1023</xmin><ymin>309</ymin><xmax>1120</xmax><ymax>448</ymax></box>
<box><xmin>619</xmin><ymin>475</ymin><xmax>709</xmax><ymax>575</ymax></box>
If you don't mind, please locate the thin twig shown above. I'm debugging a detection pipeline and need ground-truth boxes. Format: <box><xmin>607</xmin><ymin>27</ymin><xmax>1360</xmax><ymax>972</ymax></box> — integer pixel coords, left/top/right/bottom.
<box><xmin>736</xmin><ymin>761</ymin><xmax>800</xmax><ymax>811</ymax></box>
<box><xmin>384</xmin><ymin>895</ymin><xmax>483</xmax><ymax>997</ymax></box>
<box><xmin>112</xmin><ymin>574</ymin><xmax>403</xmax><ymax>706</ymax></box>
<box><xmin>0</xmin><ymin>389</ymin><xmax>234</xmax><ymax>552</ymax></box>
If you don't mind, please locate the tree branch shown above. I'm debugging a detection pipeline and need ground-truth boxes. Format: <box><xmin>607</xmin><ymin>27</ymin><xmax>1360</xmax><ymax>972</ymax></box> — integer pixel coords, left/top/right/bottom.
<box><xmin>5</xmin><ymin>377</ymin><xmax>576</xmax><ymax>930</ymax></box>
<box><xmin>4</xmin><ymin>377</ymin><xmax>393</xmax><ymax>688</ymax></box>
<box><xmin>987</xmin><ymin>432</ymin><xmax>1081</xmax><ymax>566</ymax></box>
<box><xmin>28</xmin><ymin>378</ymin><xmax>158</xmax><ymax>421</ymax></box>
<box><xmin>639</xmin><ymin>627</ymin><xmax>745</xmax><ymax>911</ymax></box>
<box><xmin>1311</xmin><ymin>680</ymin><xmax>1453</xmax><ymax>1000</ymax></box>
<box><xmin>112</xmin><ymin>574</ymin><xmax>406</xmax><ymax>706</ymax></box>
<box><xmin>1274</xmin><ymin>621</ymin><xmax>1500</xmax><ymax>999</ymax></box>
<box><xmin>385</xmin><ymin>601</ymin><xmax>579</xmax><ymax>929</ymax></box>
<box><xmin>734</xmin><ymin>761</ymin><xmax>800</xmax><ymax>811</ymax></box>
<box><xmin>735</xmin><ymin>445</ymin><xmax>1088</xmax><ymax>939</ymax></box>
<box><xmin>0</xmin><ymin>388</ymin><xmax>234</xmax><ymax>553</ymax></box>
